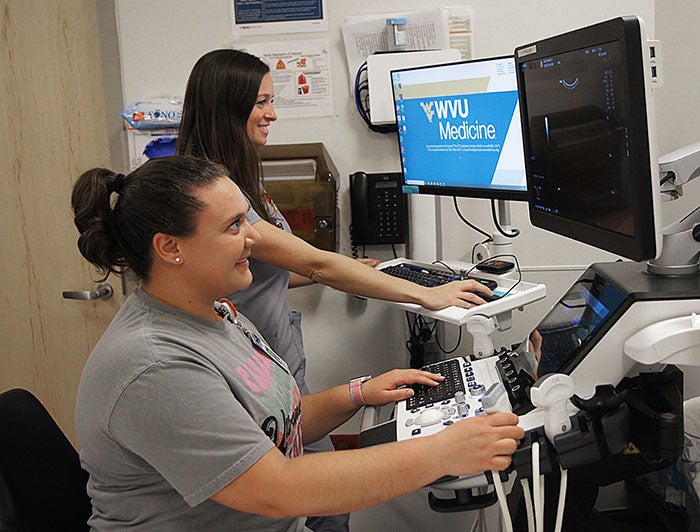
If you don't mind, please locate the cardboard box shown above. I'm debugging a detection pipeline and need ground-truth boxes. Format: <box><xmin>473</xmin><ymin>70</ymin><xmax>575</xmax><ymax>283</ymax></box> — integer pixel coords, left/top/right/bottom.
<box><xmin>259</xmin><ymin>143</ymin><xmax>338</xmax><ymax>252</ymax></box>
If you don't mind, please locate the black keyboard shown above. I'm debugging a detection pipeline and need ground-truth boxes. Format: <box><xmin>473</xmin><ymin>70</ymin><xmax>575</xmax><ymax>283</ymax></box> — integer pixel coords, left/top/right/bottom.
<box><xmin>407</xmin><ymin>358</ymin><xmax>466</xmax><ymax>409</ymax></box>
<box><xmin>380</xmin><ymin>263</ymin><xmax>500</xmax><ymax>301</ymax></box>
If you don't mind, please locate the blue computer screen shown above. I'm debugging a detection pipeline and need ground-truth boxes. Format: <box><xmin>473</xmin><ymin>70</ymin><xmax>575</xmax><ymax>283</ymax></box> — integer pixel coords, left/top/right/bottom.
<box><xmin>391</xmin><ymin>56</ymin><xmax>527</xmax><ymax>200</ymax></box>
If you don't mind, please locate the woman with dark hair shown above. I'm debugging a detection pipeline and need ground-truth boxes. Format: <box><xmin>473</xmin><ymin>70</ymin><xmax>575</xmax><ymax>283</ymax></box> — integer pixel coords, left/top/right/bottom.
<box><xmin>177</xmin><ymin>50</ymin><xmax>273</xmax><ymax>225</ymax></box>
<box><xmin>71</xmin><ymin>155</ymin><xmax>523</xmax><ymax>531</ymax></box>
<box><xmin>177</xmin><ymin>50</ymin><xmax>496</xmax><ymax>530</ymax></box>
<box><xmin>176</xmin><ymin>51</ymin><xmax>496</xmax><ymax>382</ymax></box>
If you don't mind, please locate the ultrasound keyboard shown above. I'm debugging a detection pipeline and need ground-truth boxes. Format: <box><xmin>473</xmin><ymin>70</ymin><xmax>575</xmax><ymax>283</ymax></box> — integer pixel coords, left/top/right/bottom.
<box><xmin>396</xmin><ymin>356</ymin><xmax>505</xmax><ymax>441</ymax></box>
<box><xmin>406</xmin><ymin>358</ymin><xmax>466</xmax><ymax>409</ymax></box>
<box><xmin>380</xmin><ymin>263</ymin><xmax>500</xmax><ymax>300</ymax></box>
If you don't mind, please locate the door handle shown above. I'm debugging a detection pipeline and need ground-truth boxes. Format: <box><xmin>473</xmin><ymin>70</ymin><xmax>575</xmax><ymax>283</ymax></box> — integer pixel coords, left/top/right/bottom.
<box><xmin>62</xmin><ymin>283</ymin><xmax>113</xmax><ymax>300</ymax></box>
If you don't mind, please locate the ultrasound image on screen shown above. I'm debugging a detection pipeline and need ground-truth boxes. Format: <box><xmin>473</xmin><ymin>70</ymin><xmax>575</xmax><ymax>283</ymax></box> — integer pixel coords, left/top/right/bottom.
<box><xmin>521</xmin><ymin>41</ymin><xmax>636</xmax><ymax>238</ymax></box>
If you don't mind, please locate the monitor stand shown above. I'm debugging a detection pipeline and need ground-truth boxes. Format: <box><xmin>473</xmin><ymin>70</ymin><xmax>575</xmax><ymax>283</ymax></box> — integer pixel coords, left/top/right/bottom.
<box><xmin>473</xmin><ymin>199</ymin><xmax>518</xmax><ymax>264</ymax></box>
<box><xmin>647</xmin><ymin>204</ymin><xmax>700</xmax><ymax>276</ymax></box>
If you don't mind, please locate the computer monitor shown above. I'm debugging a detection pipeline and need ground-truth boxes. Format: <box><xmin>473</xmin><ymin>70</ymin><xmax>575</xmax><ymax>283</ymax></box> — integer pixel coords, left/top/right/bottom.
<box><xmin>391</xmin><ymin>56</ymin><xmax>527</xmax><ymax>201</ymax></box>
<box><xmin>514</xmin><ymin>16</ymin><xmax>662</xmax><ymax>261</ymax></box>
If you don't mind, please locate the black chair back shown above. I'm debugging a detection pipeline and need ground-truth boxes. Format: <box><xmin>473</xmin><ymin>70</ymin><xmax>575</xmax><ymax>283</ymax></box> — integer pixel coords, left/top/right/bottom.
<box><xmin>0</xmin><ymin>388</ymin><xmax>91</xmax><ymax>531</ymax></box>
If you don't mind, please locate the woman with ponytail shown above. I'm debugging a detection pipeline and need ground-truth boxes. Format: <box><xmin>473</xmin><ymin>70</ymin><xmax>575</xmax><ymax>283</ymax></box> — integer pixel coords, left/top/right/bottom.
<box><xmin>71</xmin><ymin>155</ymin><xmax>523</xmax><ymax>531</ymax></box>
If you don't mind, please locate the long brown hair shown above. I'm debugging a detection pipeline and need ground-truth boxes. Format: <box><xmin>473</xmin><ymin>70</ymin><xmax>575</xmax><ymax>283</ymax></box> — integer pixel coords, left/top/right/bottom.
<box><xmin>177</xmin><ymin>49</ymin><xmax>272</xmax><ymax>223</ymax></box>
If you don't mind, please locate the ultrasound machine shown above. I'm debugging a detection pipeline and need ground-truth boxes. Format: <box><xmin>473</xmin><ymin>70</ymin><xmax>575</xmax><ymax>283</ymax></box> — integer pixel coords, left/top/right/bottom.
<box><xmin>360</xmin><ymin>15</ymin><xmax>700</xmax><ymax>531</ymax></box>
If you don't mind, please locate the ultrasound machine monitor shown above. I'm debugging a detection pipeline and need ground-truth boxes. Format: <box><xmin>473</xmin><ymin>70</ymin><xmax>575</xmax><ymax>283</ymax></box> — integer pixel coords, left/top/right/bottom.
<box><xmin>391</xmin><ymin>56</ymin><xmax>527</xmax><ymax>201</ymax></box>
<box><xmin>361</xmin><ymin>18</ymin><xmax>688</xmax><ymax>512</ymax></box>
<box><xmin>515</xmin><ymin>16</ymin><xmax>662</xmax><ymax>261</ymax></box>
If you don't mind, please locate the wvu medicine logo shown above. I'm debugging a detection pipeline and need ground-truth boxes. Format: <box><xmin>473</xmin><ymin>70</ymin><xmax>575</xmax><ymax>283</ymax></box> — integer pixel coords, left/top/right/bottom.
<box><xmin>421</xmin><ymin>96</ymin><xmax>498</xmax><ymax>141</ymax></box>
<box><xmin>420</xmin><ymin>101</ymin><xmax>435</xmax><ymax>123</ymax></box>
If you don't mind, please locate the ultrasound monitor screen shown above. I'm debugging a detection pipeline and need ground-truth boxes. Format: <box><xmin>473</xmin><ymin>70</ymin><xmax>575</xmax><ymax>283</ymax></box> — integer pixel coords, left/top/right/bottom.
<box><xmin>391</xmin><ymin>56</ymin><xmax>527</xmax><ymax>200</ymax></box>
<box><xmin>525</xmin><ymin>42</ymin><xmax>634</xmax><ymax>235</ymax></box>
<box><xmin>515</xmin><ymin>16</ymin><xmax>660</xmax><ymax>261</ymax></box>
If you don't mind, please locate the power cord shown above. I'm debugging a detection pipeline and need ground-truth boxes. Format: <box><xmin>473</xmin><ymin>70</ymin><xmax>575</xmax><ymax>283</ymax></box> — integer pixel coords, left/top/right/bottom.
<box><xmin>453</xmin><ymin>196</ymin><xmax>492</xmax><ymax>240</ymax></box>
<box><xmin>465</xmin><ymin>254</ymin><xmax>523</xmax><ymax>299</ymax></box>
<box><xmin>431</xmin><ymin>260</ymin><xmax>457</xmax><ymax>275</ymax></box>
<box><xmin>354</xmin><ymin>61</ymin><xmax>398</xmax><ymax>134</ymax></box>
<box><xmin>434</xmin><ymin>324</ymin><xmax>462</xmax><ymax>354</ymax></box>
<box><xmin>405</xmin><ymin>313</ymin><xmax>434</xmax><ymax>368</ymax></box>
<box><xmin>405</xmin><ymin>312</ymin><xmax>463</xmax><ymax>364</ymax></box>
<box><xmin>490</xmin><ymin>198</ymin><xmax>520</xmax><ymax>238</ymax></box>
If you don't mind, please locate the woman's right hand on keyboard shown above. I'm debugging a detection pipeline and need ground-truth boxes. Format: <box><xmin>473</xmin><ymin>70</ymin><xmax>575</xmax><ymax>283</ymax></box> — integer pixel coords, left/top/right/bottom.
<box><xmin>418</xmin><ymin>279</ymin><xmax>495</xmax><ymax>310</ymax></box>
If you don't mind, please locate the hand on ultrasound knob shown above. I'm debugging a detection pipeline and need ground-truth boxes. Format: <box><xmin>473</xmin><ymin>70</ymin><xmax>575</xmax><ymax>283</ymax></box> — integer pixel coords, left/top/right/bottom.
<box><xmin>435</xmin><ymin>412</ymin><xmax>524</xmax><ymax>476</ymax></box>
<box><xmin>418</xmin><ymin>279</ymin><xmax>495</xmax><ymax>311</ymax></box>
<box><xmin>361</xmin><ymin>369</ymin><xmax>444</xmax><ymax>406</ymax></box>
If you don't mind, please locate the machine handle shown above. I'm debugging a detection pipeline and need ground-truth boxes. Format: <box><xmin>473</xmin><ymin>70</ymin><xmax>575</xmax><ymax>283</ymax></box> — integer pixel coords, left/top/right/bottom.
<box><xmin>62</xmin><ymin>283</ymin><xmax>113</xmax><ymax>301</ymax></box>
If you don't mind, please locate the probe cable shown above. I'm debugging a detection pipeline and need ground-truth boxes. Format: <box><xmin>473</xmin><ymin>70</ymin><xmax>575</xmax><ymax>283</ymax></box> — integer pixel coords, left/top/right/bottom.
<box><xmin>492</xmin><ymin>470</ymin><xmax>514</xmax><ymax>532</ymax></box>
<box><xmin>525</xmin><ymin>441</ymin><xmax>568</xmax><ymax>532</ymax></box>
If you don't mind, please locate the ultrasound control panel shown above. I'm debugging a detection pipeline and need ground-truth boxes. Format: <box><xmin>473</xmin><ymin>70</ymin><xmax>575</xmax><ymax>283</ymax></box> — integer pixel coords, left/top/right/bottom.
<box><xmin>396</xmin><ymin>356</ymin><xmax>508</xmax><ymax>440</ymax></box>
<box><xmin>396</xmin><ymin>351</ymin><xmax>538</xmax><ymax>441</ymax></box>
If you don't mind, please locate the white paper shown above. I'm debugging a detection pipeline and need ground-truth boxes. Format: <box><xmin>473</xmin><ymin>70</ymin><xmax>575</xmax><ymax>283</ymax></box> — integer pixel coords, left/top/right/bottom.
<box><xmin>231</xmin><ymin>0</ymin><xmax>328</xmax><ymax>35</ymax></box>
<box><xmin>341</xmin><ymin>6</ymin><xmax>474</xmax><ymax>95</ymax></box>
<box><xmin>242</xmin><ymin>40</ymin><xmax>333</xmax><ymax>118</ymax></box>
<box><xmin>446</xmin><ymin>5</ymin><xmax>474</xmax><ymax>60</ymax></box>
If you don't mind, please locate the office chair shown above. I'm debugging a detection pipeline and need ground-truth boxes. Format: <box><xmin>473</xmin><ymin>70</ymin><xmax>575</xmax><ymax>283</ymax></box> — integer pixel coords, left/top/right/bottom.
<box><xmin>0</xmin><ymin>388</ymin><xmax>91</xmax><ymax>531</ymax></box>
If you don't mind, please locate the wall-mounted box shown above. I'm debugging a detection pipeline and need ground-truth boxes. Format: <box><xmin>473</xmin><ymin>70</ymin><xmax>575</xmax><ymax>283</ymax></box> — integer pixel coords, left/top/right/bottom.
<box><xmin>367</xmin><ymin>49</ymin><xmax>462</xmax><ymax>125</ymax></box>
<box><xmin>259</xmin><ymin>143</ymin><xmax>338</xmax><ymax>252</ymax></box>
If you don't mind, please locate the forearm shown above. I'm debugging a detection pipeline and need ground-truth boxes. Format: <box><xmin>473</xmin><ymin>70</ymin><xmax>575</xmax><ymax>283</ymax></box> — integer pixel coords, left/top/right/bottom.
<box><xmin>300</xmin><ymin>385</ymin><xmax>359</xmax><ymax>445</ymax></box>
<box><xmin>311</xmin><ymin>253</ymin><xmax>432</xmax><ymax>305</ymax></box>
<box><xmin>308</xmin><ymin>253</ymin><xmax>492</xmax><ymax>311</ymax></box>
<box><xmin>215</xmin><ymin>436</ymin><xmax>443</xmax><ymax>518</ymax></box>
<box><xmin>300</xmin><ymin>369</ymin><xmax>444</xmax><ymax>444</ymax></box>
<box><xmin>212</xmin><ymin>411</ymin><xmax>524</xmax><ymax>518</ymax></box>
<box><xmin>276</xmin><ymin>439</ymin><xmax>442</xmax><ymax>516</ymax></box>
<box><xmin>251</xmin><ymin>220</ymin><xmax>432</xmax><ymax>306</ymax></box>
<box><xmin>279</xmin><ymin>247</ymin><xmax>432</xmax><ymax>306</ymax></box>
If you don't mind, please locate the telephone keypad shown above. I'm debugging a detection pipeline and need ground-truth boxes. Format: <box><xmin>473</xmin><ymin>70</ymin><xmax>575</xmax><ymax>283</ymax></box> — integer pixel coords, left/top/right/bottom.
<box><xmin>375</xmin><ymin>189</ymin><xmax>402</xmax><ymax>239</ymax></box>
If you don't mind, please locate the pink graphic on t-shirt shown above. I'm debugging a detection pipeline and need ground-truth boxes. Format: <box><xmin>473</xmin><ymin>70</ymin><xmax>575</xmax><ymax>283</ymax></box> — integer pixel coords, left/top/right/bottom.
<box><xmin>236</xmin><ymin>351</ymin><xmax>274</xmax><ymax>393</ymax></box>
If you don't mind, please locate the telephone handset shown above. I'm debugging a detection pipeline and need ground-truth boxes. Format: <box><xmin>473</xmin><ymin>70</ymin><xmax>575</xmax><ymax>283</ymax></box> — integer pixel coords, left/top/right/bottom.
<box><xmin>349</xmin><ymin>171</ymin><xmax>408</xmax><ymax>245</ymax></box>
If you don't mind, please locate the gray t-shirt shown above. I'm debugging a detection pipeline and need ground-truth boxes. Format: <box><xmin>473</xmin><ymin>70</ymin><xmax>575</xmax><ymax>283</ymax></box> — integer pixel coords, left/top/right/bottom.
<box><xmin>231</xmin><ymin>201</ymin><xmax>309</xmax><ymax>393</ymax></box>
<box><xmin>76</xmin><ymin>288</ymin><xmax>307</xmax><ymax>531</ymax></box>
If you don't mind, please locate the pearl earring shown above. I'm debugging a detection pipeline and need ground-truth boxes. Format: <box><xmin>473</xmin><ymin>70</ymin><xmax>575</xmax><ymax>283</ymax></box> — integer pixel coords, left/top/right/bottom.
<box><xmin>175</xmin><ymin>257</ymin><xmax>181</xmax><ymax>263</ymax></box>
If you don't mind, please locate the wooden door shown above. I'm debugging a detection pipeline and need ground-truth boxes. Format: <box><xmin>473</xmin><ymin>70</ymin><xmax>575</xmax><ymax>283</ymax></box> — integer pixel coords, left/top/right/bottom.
<box><xmin>0</xmin><ymin>0</ymin><xmax>122</xmax><ymax>446</ymax></box>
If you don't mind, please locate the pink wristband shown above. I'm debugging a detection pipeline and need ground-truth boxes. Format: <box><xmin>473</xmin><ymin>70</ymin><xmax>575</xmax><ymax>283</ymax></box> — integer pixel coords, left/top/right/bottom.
<box><xmin>349</xmin><ymin>376</ymin><xmax>371</xmax><ymax>407</ymax></box>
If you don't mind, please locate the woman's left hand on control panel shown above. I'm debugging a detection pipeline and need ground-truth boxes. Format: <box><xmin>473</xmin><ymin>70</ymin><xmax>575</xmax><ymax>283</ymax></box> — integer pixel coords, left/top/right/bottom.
<box><xmin>362</xmin><ymin>369</ymin><xmax>445</xmax><ymax>406</ymax></box>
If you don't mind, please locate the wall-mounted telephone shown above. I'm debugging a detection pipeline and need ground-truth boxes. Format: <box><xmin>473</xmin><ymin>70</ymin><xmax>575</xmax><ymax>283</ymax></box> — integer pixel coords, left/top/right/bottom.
<box><xmin>350</xmin><ymin>171</ymin><xmax>408</xmax><ymax>245</ymax></box>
